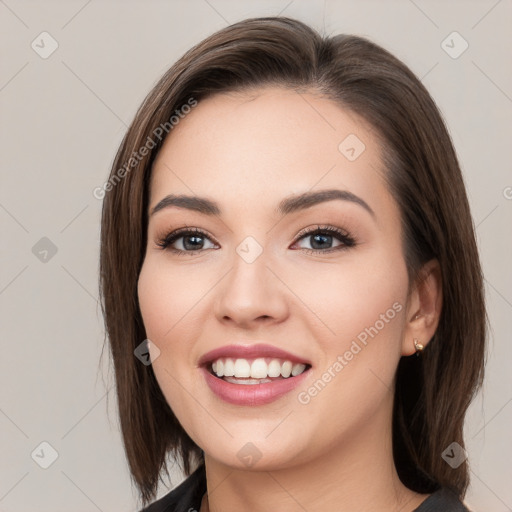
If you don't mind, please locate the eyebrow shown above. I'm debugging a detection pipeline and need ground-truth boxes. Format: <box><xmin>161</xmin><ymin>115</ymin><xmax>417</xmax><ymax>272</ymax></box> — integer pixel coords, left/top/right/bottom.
<box><xmin>150</xmin><ymin>189</ymin><xmax>375</xmax><ymax>218</ymax></box>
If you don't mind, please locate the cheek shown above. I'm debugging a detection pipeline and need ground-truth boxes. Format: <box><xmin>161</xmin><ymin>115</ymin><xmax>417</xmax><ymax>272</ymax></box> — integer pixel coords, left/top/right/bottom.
<box><xmin>292</xmin><ymin>253</ymin><xmax>408</xmax><ymax>348</ymax></box>
<box><xmin>286</xmin><ymin>260</ymin><xmax>408</xmax><ymax>451</ymax></box>
<box><xmin>137</xmin><ymin>260</ymin><xmax>190</xmax><ymax>422</ymax></box>
<box><xmin>137</xmin><ymin>256</ymin><xmax>213</xmax><ymax>410</ymax></box>
<box><xmin>137</xmin><ymin>257</ymin><xmax>206</xmax><ymax>344</ymax></box>
<box><xmin>293</xmin><ymin>250</ymin><xmax>408</xmax><ymax>411</ymax></box>
<box><xmin>137</xmin><ymin>260</ymin><xmax>192</xmax><ymax>376</ymax></box>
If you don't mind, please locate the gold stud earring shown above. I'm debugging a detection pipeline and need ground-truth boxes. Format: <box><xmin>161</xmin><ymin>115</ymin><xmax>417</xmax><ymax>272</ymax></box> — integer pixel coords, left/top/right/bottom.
<box><xmin>413</xmin><ymin>338</ymin><xmax>424</xmax><ymax>354</ymax></box>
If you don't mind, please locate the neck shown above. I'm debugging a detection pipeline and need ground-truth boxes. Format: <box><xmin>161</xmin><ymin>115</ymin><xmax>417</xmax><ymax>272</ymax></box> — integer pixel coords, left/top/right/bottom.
<box><xmin>201</xmin><ymin>401</ymin><xmax>429</xmax><ymax>512</ymax></box>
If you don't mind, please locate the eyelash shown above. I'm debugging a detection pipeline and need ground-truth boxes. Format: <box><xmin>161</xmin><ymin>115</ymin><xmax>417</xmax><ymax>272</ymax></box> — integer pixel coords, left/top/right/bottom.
<box><xmin>155</xmin><ymin>225</ymin><xmax>356</xmax><ymax>256</ymax></box>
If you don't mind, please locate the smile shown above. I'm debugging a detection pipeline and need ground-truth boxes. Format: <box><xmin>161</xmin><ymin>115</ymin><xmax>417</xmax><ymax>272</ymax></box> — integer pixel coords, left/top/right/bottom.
<box><xmin>211</xmin><ymin>357</ymin><xmax>308</xmax><ymax>382</ymax></box>
<box><xmin>199</xmin><ymin>344</ymin><xmax>312</xmax><ymax>405</ymax></box>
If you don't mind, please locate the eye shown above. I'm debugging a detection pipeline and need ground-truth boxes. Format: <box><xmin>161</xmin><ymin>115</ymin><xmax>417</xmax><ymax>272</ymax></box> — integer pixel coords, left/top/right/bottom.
<box><xmin>156</xmin><ymin>224</ymin><xmax>356</xmax><ymax>256</ymax></box>
<box><xmin>292</xmin><ymin>225</ymin><xmax>356</xmax><ymax>254</ymax></box>
<box><xmin>156</xmin><ymin>227</ymin><xmax>218</xmax><ymax>255</ymax></box>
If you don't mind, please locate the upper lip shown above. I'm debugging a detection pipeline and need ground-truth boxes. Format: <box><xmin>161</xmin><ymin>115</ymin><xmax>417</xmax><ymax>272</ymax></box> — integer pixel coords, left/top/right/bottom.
<box><xmin>198</xmin><ymin>343</ymin><xmax>311</xmax><ymax>367</ymax></box>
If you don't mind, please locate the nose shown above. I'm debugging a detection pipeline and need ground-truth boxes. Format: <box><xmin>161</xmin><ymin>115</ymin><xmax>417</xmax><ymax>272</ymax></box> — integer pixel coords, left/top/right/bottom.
<box><xmin>213</xmin><ymin>249</ymin><xmax>289</xmax><ymax>329</ymax></box>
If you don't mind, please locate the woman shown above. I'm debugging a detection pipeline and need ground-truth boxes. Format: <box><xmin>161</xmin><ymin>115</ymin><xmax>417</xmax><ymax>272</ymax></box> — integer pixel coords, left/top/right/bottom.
<box><xmin>99</xmin><ymin>16</ymin><xmax>486</xmax><ymax>512</ymax></box>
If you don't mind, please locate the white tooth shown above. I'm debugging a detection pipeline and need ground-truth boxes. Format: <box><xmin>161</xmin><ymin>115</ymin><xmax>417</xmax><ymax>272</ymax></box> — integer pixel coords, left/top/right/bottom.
<box><xmin>223</xmin><ymin>358</ymin><xmax>235</xmax><ymax>377</ymax></box>
<box><xmin>234</xmin><ymin>359</ymin><xmax>251</xmax><ymax>378</ymax></box>
<box><xmin>291</xmin><ymin>363</ymin><xmax>306</xmax><ymax>376</ymax></box>
<box><xmin>250</xmin><ymin>358</ymin><xmax>268</xmax><ymax>378</ymax></box>
<box><xmin>216</xmin><ymin>360</ymin><xmax>224</xmax><ymax>377</ymax></box>
<box><xmin>268</xmin><ymin>359</ymin><xmax>282</xmax><ymax>378</ymax></box>
<box><xmin>281</xmin><ymin>360</ymin><xmax>292</xmax><ymax>378</ymax></box>
<box><xmin>212</xmin><ymin>361</ymin><xmax>217</xmax><ymax>373</ymax></box>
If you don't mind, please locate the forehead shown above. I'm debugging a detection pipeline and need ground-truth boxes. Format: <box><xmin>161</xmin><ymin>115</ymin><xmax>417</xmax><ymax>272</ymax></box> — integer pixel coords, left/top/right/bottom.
<box><xmin>149</xmin><ymin>86</ymin><xmax>391</xmax><ymax>219</ymax></box>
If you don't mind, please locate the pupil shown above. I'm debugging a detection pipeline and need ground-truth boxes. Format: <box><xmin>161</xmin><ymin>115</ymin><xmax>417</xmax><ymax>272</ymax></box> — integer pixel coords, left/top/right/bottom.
<box><xmin>184</xmin><ymin>235</ymin><xmax>203</xmax><ymax>250</ymax></box>
<box><xmin>311</xmin><ymin>234</ymin><xmax>331</xmax><ymax>249</ymax></box>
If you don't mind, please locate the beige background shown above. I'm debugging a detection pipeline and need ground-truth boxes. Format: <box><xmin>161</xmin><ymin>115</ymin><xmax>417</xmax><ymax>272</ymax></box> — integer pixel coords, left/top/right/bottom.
<box><xmin>1</xmin><ymin>0</ymin><xmax>511</xmax><ymax>510</ymax></box>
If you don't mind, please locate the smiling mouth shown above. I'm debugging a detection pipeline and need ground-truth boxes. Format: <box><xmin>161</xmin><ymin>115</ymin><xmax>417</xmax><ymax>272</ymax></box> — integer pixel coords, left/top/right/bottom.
<box><xmin>207</xmin><ymin>357</ymin><xmax>311</xmax><ymax>385</ymax></box>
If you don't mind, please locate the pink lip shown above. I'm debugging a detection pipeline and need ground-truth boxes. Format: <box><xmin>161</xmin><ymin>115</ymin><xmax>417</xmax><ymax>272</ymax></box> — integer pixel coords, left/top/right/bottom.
<box><xmin>198</xmin><ymin>343</ymin><xmax>311</xmax><ymax>406</ymax></box>
<box><xmin>198</xmin><ymin>343</ymin><xmax>310</xmax><ymax>367</ymax></box>
<box><xmin>201</xmin><ymin>366</ymin><xmax>311</xmax><ymax>406</ymax></box>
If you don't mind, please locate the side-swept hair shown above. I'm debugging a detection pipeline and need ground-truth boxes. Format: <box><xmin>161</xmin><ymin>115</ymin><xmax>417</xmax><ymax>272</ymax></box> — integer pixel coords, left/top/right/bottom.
<box><xmin>99</xmin><ymin>16</ymin><xmax>486</xmax><ymax>507</ymax></box>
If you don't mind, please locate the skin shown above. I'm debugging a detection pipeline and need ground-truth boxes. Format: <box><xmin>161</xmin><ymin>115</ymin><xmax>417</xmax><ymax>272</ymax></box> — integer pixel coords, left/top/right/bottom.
<box><xmin>137</xmin><ymin>86</ymin><xmax>443</xmax><ymax>512</ymax></box>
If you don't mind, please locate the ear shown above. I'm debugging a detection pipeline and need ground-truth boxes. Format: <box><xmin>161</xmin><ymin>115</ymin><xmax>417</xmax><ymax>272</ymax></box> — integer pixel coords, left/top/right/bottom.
<box><xmin>402</xmin><ymin>259</ymin><xmax>443</xmax><ymax>356</ymax></box>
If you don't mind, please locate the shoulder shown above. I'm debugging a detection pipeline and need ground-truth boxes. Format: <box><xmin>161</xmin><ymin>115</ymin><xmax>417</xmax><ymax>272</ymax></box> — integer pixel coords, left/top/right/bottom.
<box><xmin>414</xmin><ymin>487</ymin><xmax>473</xmax><ymax>512</ymax></box>
<box><xmin>139</xmin><ymin>464</ymin><xmax>206</xmax><ymax>512</ymax></box>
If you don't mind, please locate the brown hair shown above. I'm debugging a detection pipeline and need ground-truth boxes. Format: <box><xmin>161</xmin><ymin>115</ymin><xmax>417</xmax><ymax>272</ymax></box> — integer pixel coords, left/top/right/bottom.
<box><xmin>99</xmin><ymin>16</ymin><xmax>486</xmax><ymax>507</ymax></box>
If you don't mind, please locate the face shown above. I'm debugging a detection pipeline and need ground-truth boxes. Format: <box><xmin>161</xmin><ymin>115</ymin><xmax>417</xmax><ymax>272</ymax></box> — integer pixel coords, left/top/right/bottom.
<box><xmin>137</xmin><ymin>86</ymin><xmax>411</xmax><ymax>471</ymax></box>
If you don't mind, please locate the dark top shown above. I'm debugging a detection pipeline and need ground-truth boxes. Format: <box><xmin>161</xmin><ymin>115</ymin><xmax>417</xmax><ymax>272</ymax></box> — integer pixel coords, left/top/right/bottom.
<box><xmin>140</xmin><ymin>464</ymin><xmax>472</xmax><ymax>512</ymax></box>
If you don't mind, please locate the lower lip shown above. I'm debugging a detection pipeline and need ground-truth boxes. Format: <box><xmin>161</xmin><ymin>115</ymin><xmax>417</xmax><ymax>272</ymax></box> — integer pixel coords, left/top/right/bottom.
<box><xmin>201</xmin><ymin>367</ymin><xmax>310</xmax><ymax>406</ymax></box>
